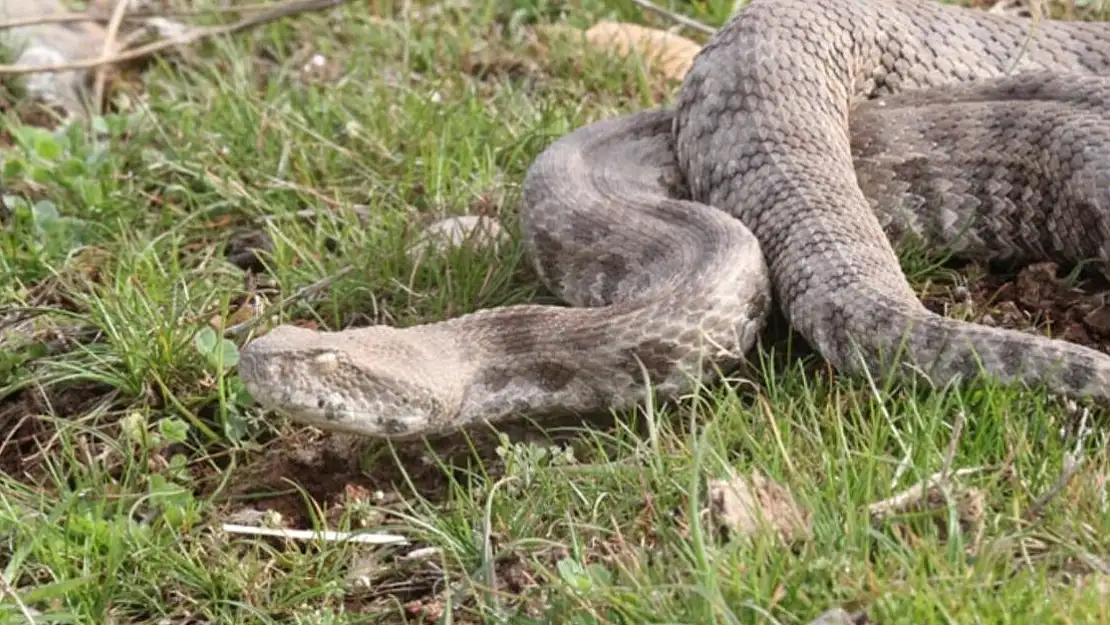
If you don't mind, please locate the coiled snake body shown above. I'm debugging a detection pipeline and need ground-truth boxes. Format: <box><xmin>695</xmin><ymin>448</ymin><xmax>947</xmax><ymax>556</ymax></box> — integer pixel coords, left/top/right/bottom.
<box><xmin>239</xmin><ymin>0</ymin><xmax>1110</xmax><ymax>438</ymax></box>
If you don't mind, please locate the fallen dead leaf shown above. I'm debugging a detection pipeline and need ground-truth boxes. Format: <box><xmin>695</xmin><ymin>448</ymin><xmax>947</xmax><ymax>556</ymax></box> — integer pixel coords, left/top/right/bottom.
<box><xmin>584</xmin><ymin>21</ymin><xmax>701</xmax><ymax>82</ymax></box>
<box><xmin>405</xmin><ymin>597</ymin><xmax>447</xmax><ymax>622</ymax></box>
<box><xmin>1072</xmin><ymin>574</ymin><xmax>1110</xmax><ymax>598</ymax></box>
<box><xmin>707</xmin><ymin>470</ymin><xmax>811</xmax><ymax>544</ymax></box>
<box><xmin>210</xmin><ymin>297</ymin><xmax>261</xmax><ymax>331</ymax></box>
<box><xmin>324</xmin><ymin>481</ymin><xmax>386</xmax><ymax>527</ymax></box>
<box><xmin>69</xmin><ymin>245</ymin><xmax>112</xmax><ymax>283</ymax></box>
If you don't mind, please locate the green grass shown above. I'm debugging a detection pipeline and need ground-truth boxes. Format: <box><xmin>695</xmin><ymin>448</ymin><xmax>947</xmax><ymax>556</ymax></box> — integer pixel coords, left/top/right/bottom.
<box><xmin>2</xmin><ymin>0</ymin><xmax>1110</xmax><ymax>623</ymax></box>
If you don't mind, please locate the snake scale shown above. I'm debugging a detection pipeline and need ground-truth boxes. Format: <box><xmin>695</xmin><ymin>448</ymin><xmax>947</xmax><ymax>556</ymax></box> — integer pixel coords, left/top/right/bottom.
<box><xmin>238</xmin><ymin>0</ymin><xmax>1110</xmax><ymax>438</ymax></box>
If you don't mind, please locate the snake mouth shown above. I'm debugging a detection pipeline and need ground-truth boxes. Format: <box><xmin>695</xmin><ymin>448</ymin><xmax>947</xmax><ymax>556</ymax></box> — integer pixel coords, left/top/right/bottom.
<box><xmin>284</xmin><ymin>397</ymin><xmax>418</xmax><ymax>438</ymax></box>
<box><xmin>237</xmin><ymin>345</ymin><xmax>448</xmax><ymax>438</ymax></box>
<box><xmin>240</xmin><ymin>374</ymin><xmax>431</xmax><ymax>438</ymax></box>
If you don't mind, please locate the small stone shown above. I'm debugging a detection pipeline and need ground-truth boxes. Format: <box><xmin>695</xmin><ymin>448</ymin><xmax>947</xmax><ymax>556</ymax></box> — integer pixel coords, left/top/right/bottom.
<box><xmin>224</xmin><ymin>507</ymin><xmax>269</xmax><ymax>526</ymax></box>
<box><xmin>402</xmin><ymin>547</ymin><xmax>442</xmax><ymax>560</ymax></box>
<box><xmin>407</xmin><ymin>215</ymin><xmax>506</xmax><ymax>260</ymax></box>
<box><xmin>806</xmin><ymin>608</ymin><xmax>870</xmax><ymax>625</ymax></box>
<box><xmin>1083</xmin><ymin>306</ymin><xmax>1110</xmax><ymax>335</ymax></box>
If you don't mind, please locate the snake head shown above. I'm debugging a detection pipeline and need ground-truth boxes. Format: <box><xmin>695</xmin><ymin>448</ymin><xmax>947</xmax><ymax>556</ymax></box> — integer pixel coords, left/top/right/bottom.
<box><xmin>237</xmin><ymin>324</ymin><xmax>463</xmax><ymax>438</ymax></box>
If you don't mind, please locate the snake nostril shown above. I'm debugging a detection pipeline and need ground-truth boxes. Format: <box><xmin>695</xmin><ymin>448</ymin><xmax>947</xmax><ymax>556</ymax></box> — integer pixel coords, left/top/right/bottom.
<box><xmin>317</xmin><ymin>397</ymin><xmax>327</xmax><ymax>409</ymax></box>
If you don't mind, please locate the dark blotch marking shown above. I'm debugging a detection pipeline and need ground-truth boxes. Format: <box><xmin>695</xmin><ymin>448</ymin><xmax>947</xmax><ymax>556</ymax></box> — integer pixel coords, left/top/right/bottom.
<box><xmin>887</xmin><ymin>157</ymin><xmax>950</xmax><ymax>245</ymax></box>
<box><xmin>658</xmin><ymin>165</ymin><xmax>691</xmax><ymax>199</ymax></box>
<box><xmin>951</xmin><ymin>349</ymin><xmax>984</xmax><ymax>381</ymax></box>
<box><xmin>322</xmin><ymin>400</ymin><xmax>346</xmax><ymax>422</ymax></box>
<box><xmin>477</xmin><ymin>367</ymin><xmax>515</xmax><ymax>394</ymax></box>
<box><xmin>532</xmin><ymin>230</ymin><xmax>565</xmax><ymax>286</ymax></box>
<box><xmin>376</xmin><ymin>417</ymin><xmax>409</xmax><ymax>435</ymax></box>
<box><xmin>570</xmin><ymin>221</ymin><xmax>611</xmax><ymax>246</ymax></box>
<box><xmin>486</xmin><ymin>311</ymin><xmax>543</xmax><ymax>355</ymax></box>
<box><xmin>996</xmin><ymin>340</ymin><xmax>1027</xmax><ymax>379</ymax></box>
<box><xmin>640</xmin><ymin>240</ymin><xmax>670</xmax><ymax>265</ymax></box>
<box><xmin>530</xmin><ymin>362</ymin><xmax>578</xmax><ymax>392</ymax></box>
<box><xmin>915</xmin><ymin>321</ymin><xmax>943</xmax><ymax>357</ymax></box>
<box><xmin>625</xmin><ymin>340</ymin><xmax>682</xmax><ymax>385</ymax></box>
<box><xmin>747</xmin><ymin>291</ymin><xmax>770</xmax><ymax>325</ymax></box>
<box><xmin>848</xmin><ymin>117</ymin><xmax>883</xmax><ymax>159</ymax></box>
<box><xmin>476</xmin><ymin>362</ymin><xmax>577</xmax><ymax>394</ymax></box>
<box><xmin>596</xmin><ymin>254</ymin><xmax>631</xmax><ymax>303</ymax></box>
<box><xmin>1062</xmin><ymin>360</ymin><xmax>1095</xmax><ymax>392</ymax></box>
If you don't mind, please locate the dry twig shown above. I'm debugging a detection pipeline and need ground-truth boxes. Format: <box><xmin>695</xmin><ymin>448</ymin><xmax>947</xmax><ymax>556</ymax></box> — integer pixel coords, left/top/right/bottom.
<box><xmin>1023</xmin><ymin>406</ymin><xmax>1093</xmax><ymax>521</ymax></box>
<box><xmin>0</xmin><ymin>570</ymin><xmax>38</xmax><ymax>624</ymax></box>
<box><xmin>0</xmin><ymin>2</ymin><xmax>286</xmax><ymax>29</ymax></box>
<box><xmin>941</xmin><ymin>409</ymin><xmax>966</xmax><ymax>478</ymax></box>
<box><xmin>223</xmin><ymin>265</ymin><xmax>358</xmax><ymax>338</ymax></box>
<box><xmin>1023</xmin><ymin>454</ymin><xmax>1085</xmax><ymax>520</ymax></box>
<box><xmin>868</xmin><ymin>466</ymin><xmax>987</xmax><ymax>520</ymax></box>
<box><xmin>628</xmin><ymin>0</ymin><xmax>716</xmax><ymax>35</ymax></box>
<box><xmin>221</xmin><ymin>523</ymin><xmax>408</xmax><ymax>545</ymax></box>
<box><xmin>92</xmin><ymin>0</ymin><xmax>131</xmax><ymax>113</ymax></box>
<box><xmin>0</xmin><ymin>0</ymin><xmax>353</xmax><ymax>76</ymax></box>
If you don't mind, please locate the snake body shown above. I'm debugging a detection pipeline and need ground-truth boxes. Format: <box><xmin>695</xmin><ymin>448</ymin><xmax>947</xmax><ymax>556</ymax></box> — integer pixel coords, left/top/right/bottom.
<box><xmin>239</xmin><ymin>0</ymin><xmax>1110</xmax><ymax>438</ymax></box>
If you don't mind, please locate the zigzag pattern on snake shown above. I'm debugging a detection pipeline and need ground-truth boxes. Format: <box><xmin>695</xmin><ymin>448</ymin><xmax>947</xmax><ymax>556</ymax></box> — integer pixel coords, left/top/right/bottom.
<box><xmin>237</xmin><ymin>0</ymin><xmax>1110</xmax><ymax>438</ymax></box>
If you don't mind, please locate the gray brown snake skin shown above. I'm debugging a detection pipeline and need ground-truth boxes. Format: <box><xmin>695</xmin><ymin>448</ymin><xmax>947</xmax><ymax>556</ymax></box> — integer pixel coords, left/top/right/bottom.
<box><xmin>238</xmin><ymin>0</ymin><xmax>1110</xmax><ymax>438</ymax></box>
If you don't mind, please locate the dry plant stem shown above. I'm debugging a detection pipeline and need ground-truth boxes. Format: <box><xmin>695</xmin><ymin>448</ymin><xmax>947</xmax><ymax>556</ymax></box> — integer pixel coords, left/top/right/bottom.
<box><xmin>941</xmin><ymin>409</ymin><xmax>966</xmax><ymax>478</ymax></box>
<box><xmin>1023</xmin><ymin>408</ymin><xmax>1092</xmax><ymax>521</ymax></box>
<box><xmin>223</xmin><ymin>265</ymin><xmax>358</xmax><ymax>338</ymax></box>
<box><xmin>0</xmin><ymin>2</ymin><xmax>292</xmax><ymax>29</ymax></box>
<box><xmin>0</xmin><ymin>0</ymin><xmax>354</xmax><ymax>75</ymax></box>
<box><xmin>254</xmin><ymin>205</ymin><xmax>372</xmax><ymax>222</ymax></box>
<box><xmin>0</xmin><ymin>570</ymin><xmax>38</xmax><ymax>624</ymax></box>
<box><xmin>1023</xmin><ymin>454</ymin><xmax>1085</xmax><ymax>520</ymax></box>
<box><xmin>868</xmin><ymin>467</ymin><xmax>986</xmax><ymax>518</ymax></box>
<box><xmin>92</xmin><ymin>0</ymin><xmax>131</xmax><ymax>114</ymax></box>
<box><xmin>628</xmin><ymin>0</ymin><xmax>716</xmax><ymax>35</ymax></box>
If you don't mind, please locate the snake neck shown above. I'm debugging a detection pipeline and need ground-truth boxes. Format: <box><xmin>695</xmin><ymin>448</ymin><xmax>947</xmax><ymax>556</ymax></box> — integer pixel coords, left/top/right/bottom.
<box><xmin>437</xmin><ymin>299</ymin><xmax>764</xmax><ymax>428</ymax></box>
<box><xmin>433</xmin><ymin>306</ymin><xmax>626</xmax><ymax>427</ymax></box>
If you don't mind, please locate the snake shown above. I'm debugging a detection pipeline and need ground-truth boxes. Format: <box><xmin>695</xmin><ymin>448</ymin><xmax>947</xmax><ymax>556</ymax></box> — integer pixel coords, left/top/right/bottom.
<box><xmin>237</xmin><ymin>0</ymin><xmax>1110</xmax><ymax>439</ymax></box>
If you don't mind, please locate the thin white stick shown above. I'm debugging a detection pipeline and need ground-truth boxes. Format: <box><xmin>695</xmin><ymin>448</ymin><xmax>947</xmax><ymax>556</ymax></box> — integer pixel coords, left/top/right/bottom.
<box><xmin>221</xmin><ymin>523</ymin><xmax>409</xmax><ymax>545</ymax></box>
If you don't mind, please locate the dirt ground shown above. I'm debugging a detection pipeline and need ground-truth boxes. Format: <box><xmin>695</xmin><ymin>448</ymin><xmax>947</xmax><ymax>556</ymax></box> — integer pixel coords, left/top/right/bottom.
<box><xmin>925</xmin><ymin>261</ymin><xmax>1110</xmax><ymax>354</ymax></box>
